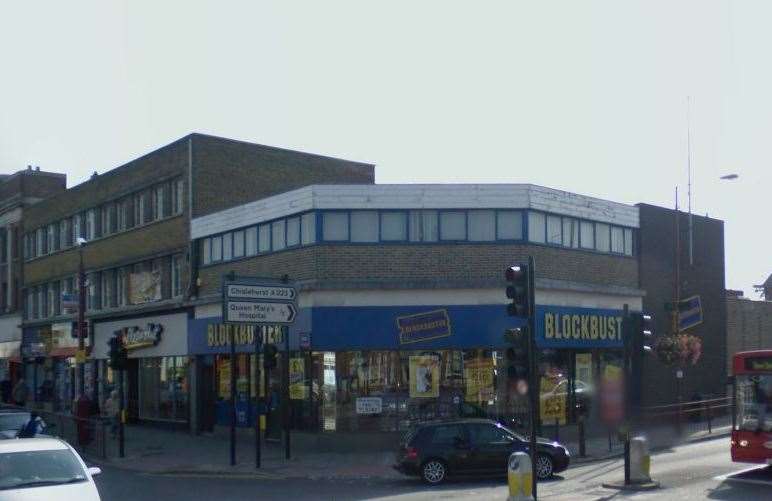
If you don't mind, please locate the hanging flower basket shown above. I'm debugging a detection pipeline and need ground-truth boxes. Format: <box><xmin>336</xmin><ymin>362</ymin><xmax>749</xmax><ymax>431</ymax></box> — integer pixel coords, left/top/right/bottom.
<box><xmin>654</xmin><ymin>333</ymin><xmax>702</xmax><ymax>367</ymax></box>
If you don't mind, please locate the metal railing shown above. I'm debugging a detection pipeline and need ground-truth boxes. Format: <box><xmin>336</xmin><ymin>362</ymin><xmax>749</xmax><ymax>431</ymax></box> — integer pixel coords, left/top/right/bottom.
<box><xmin>640</xmin><ymin>396</ymin><xmax>732</xmax><ymax>437</ymax></box>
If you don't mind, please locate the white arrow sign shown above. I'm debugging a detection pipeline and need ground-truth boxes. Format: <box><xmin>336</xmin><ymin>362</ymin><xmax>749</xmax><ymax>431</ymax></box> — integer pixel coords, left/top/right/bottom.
<box><xmin>226</xmin><ymin>284</ymin><xmax>296</xmax><ymax>302</ymax></box>
<box><xmin>226</xmin><ymin>301</ymin><xmax>297</xmax><ymax>324</ymax></box>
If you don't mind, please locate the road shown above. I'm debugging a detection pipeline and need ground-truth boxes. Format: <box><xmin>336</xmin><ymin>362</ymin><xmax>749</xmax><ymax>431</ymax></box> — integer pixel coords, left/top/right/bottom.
<box><xmin>94</xmin><ymin>437</ymin><xmax>771</xmax><ymax>500</ymax></box>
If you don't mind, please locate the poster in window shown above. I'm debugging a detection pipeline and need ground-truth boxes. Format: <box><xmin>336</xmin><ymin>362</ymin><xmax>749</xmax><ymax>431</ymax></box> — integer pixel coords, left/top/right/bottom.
<box><xmin>575</xmin><ymin>353</ymin><xmax>592</xmax><ymax>385</ymax></box>
<box><xmin>539</xmin><ymin>376</ymin><xmax>567</xmax><ymax>425</ymax></box>
<box><xmin>409</xmin><ymin>355</ymin><xmax>439</xmax><ymax>398</ymax></box>
<box><xmin>289</xmin><ymin>358</ymin><xmax>306</xmax><ymax>400</ymax></box>
<box><xmin>464</xmin><ymin>358</ymin><xmax>494</xmax><ymax>403</ymax></box>
<box><xmin>128</xmin><ymin>270</ymin><xmax>162</xmax><ymax>305</ymax></box>
<box><xmin>218</xmin><ymin>359</ymin><xmax>231</xmax><ymax>399</ymax></box>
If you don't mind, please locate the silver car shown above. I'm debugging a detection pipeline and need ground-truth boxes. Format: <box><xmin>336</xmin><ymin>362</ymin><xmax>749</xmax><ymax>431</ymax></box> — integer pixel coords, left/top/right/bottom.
<box><xmin>0</xmin><ymin>438</ymin><xmax>102</xmax><ymax>501</ymax></box>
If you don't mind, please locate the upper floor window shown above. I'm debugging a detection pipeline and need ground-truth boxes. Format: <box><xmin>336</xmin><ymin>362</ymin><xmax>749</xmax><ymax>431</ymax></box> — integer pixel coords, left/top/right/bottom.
<box><xmin>496</xmin><ymin>211</ymin><xmax>522</xmax><ymax>240</ymax></box>
<box><xmin>595</xmin><ymin>223</ymin><xmax>610</xmax><ymax>252</ymax></box>
<box><xmin>611</xmin><ymin>226</ymin><xmax>625</xmax><ymax>254</ymax></box>
<box><xmin>202</xmin><ymin>238</ymin><xmax>212</xmax><ymax>265</ymax></box>
<box><xmin>322</xmin><ymin>213</ymin><xmax>348</xmax><ymax>241</ymax></box>
<box><xmin>528</xmin><ymin>212</ymin><xmax>546</xmax><ymax>243</ymax></box>
<box><xmin>546</xmin><ymin>215</ymin><xmax>562</xmax><ymax>245</ymax></box>
<box><xmin>233</xmin><ymin>230</ymin><xmax>245</xmax><ymax>258</ymax></box>
<box><xmin>624</xmin><ymin>228</ymin><xmax>633</xmax><ymax>256</ymax></box>
<box><xmin>301</xmin><ymin>213</ymin><xmax>316</xmax><ymax>245</ymax></box>
<box><xmin>47</xmin><ymin>224</ymin><xmax>58</xmax><ymax>253</ymax></box>
<box><xmin>245</xmin><ymin>227</ymin><xmax>258</xmax><ymax>256</ymax></box>
<box><xmin>562</xmin><ymin>218</ymin><xmax>579</xmax><ymax>249</ymax></box>
<box><xmin>211</xmin><ymin>235</ymin><xmax>223</xmax><ymax>262</ymax></box>
<box><xmin>171</xmin><ymin>255</ymin><xmax>183</xmax><ymax>297</ymax></box>
<box><xmin>154</xmin><ymin>185</ymin><xmax>165</xmax><ymax>220</ymax></box>
<box><xmin>286</xmin><ymin>217</ymin><xmax>300</xmax><ymax>248</ymax></box>
<box><xmin>351</xmin><ymin>211</ymin><xmax>378</xmax><ymax>243</ymax></box>
<box><xmin>172</xmin><ymin>179</ymin><xmax>184</xmax><ymax>215</ymax></box>
<box><xmin>409</xmin><ymin>210</ymin><xmax>438</xmax><ymax>243</ymax></box>
<box><xmin>439</xmin><ymin>211</ymin><xmax>466</xmax><ymax>241</ymax></box>
<box><xmin>468</xmin><ymin>210</ymin><xmax>495</xmax><ymax>242</ymax></box>
<box><xmin>272</xmin><ymin>221</ymin><xmax>286</xmax><ymax>251</ymax></box>
<box><xmin>258</xmin><ymin>224</ymin><xmax>271</xmax><ymax>253</ymax></box>
<box><xmin>580</xmin><ymin>220</ymin><xmax>594</xmax><ymax>249</ymax></box>
<box><xmin>381</xmin><ymin>212</ymin><xmax>407</xmax><ymax>241</ymax></box>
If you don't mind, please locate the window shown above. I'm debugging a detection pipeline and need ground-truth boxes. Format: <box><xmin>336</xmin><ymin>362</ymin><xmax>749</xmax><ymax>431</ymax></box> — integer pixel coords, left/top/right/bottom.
<box><xmin>286</xmin><ymin>217</ymin><xmax>300</xmax><ymax>247</ymax></box>
<box><xmin>595</xmin><ymin>223</ymin><xmax>610</xmax><ymax>252</ymax></box>
<box><xmin>323</xmin><ymin>212</ymin><xmax>349</xmax><ymax>241</ymax></box>
<box><xmin>580</xmin><ymin>220</ymin><xmax>594</xmax><ymax>249</ymax></box>
<box><xmin>562</xmin><ymin>218</ymin><xmax>579</xmax><ymax>248</ymax></box>
<box><xmin>211</xmin><ymin>235</ymin><xmax>222</xmax><ymax>261</ymax></box>
<box><xmin>60</xmin><ymin>219</ymin><xmax>69</xmax><ymax>249</ymax></box>
<box><xmin>202</xmin><ymin>238</ymin><xmax>212</xmax><ymax>265</ymax></box>
<box><xmin>528</xmin><ymin>212</ymin><xmax>546</xmax><ymax>243</ymax></box>
<box><xmin>468</xmin><ymin>210</ymin><xmax>496</xmax><ymax>241</ymax></box>
<box><xmin>272</xmin><ymin>221</ymin><xmax>286</xmax><ymax>251</ymax></box>
<box><xmin>624</xmin><ymin>228</ymin><xmax>633</xmax><ymax>256</ymax></box>
<box><xmin>258</xmin><ymin>224</ymin><xmax>271</xmax><ymax>253</ymax></box>
<box><xmin>439</xmin><ymin>211</ymin><xmax>466</xmax><ymax>240</ymax></box>
<box><xmin>171</xmin><ymin>255</ymin><xmax>183</xmax><ymax>297</ymax></box>
<box><xmin>381</xmin><ymin>212</ymin><xmax>407</xmax><ymax>241</ymax></box>
<box><xmin>101</xmin><ymin>271</ymin><xmax>114</xmax><ymax>309</ymax></box>
<box><xmin>497</xmin><ymin>211</ymin><xmax>523</xmax><ymax>240</ymax></box>
<box><xmin>301</xmin><ymin>213</ymin><xmax>316</xmax><ymax>245</ymax></box>
<box><xmin>117</xmin><ymin>269</ymin><xmax>127</xmax><ymax>306</ymax></box>
<box><xmin>136</xmin><ymin>193</ymin><xmax>145</xmax><ymax>225</ymax></box>
<box><xmin>547</xmin><ymin>215</ymin><xmax>562</xmax><ymax>245</ymax></box>
<box><xmin>611</xmin><ymin>226</ymin><xmax>624</xmax><ymax>254</ymax></box>
<box><xmin>429</xmin><ymin>425</ymin><xmax>466</xmax><ymax>445</ymax></box>
<box><xmin>72</xmin><ymin>215</ymin><xmax>82</xmax><ymax>243</ymax></box>
<box><xmin>39</xmin><ymin>285</ymin><xmax>47</xmax><ymax>318</ymax></box>
<box><xmin>117</xmin><ymin>199</ymin><xmax>127</xmax><ymax>231</ymax></box>
<box><xmin>155</xmin><ymin>185</ymin><xmax>165</xmax><ymax>220</ymax></box>
<box><xmin>409</xmin><ymin>210</ymin><xmax>438</xmax><ymax>242</ymax></box>
<box><xmin>173</xmin><ymin>179</ymin><xmax>184</xmax><ymax>215</ymax></box>
<box><xmin>87</xmin><ymin>209</ymin><xmax>97</xmax><ymax>239</ymax></box>
<box><xmin>468</xmin><ymin>423</ymin><xmax>513</xmax><ymax>445</ymax></box>
<box><xmin>47</xmin><ymin>284</ymin><xmax>56</xmax><ymax>318</ymax></box>
<box><xmin>222</xmin><ymin>233</ymin><xmax>233</xmax><ymax>260</ymax></box>
<box><xmin>37</xmin><ymin>228</ymin><xmax>46</xmax><ymax>255</ymax></box>
<box><xmin>245</xmin><ymin>227</ymin><xmax>258</xmax><ymax>255</ymax></box>
<box><xmin>350</xmin><ymin>211</ymin><xmax>379</xmax><ymax>242</ymax></box>
<box><xmin>47</xmin><ymin>224</ymin><xmax>57</xmax><ymax>252</ymax></box>
<box><xmin>101</xmin><ymin>205</ymin><xmax>111</xmax><ymax>237</ymax></box>
<box><xmin>233</xmin><ymin>230</ymin><xmax>245</xmax><ymax>258</ymax></box>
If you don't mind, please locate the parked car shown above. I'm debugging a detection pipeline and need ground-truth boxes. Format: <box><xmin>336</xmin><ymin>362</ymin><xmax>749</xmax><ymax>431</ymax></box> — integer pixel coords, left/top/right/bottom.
<box><xmin>0</xmin><ymin>438</ymin><xmax>102</xmax><ymax>500</ymax></box>
<box><xmin>0</xmin><ymin>412</ymin><xmax>49</xmax><ymax>440</ymax></box>
<box><xmin>393</xmin><ymin>418</ymin><xmax>570</xmax><ymax>484</ymax></box>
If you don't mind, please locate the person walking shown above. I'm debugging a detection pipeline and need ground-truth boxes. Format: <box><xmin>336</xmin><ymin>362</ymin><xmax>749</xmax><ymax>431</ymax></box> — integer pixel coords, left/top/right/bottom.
<box><xmin>103</xmin><ymin>390</ymin><xmax>120</xmax><ymax>438</ymax></box>
<box><xmin>12</xmin><ymin>378</ymin><xmax>29</xmax><ymax>407</ymax></box>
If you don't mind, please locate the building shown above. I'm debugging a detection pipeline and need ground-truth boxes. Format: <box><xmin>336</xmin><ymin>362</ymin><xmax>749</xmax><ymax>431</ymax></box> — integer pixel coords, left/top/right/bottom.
<box><xmin>0</xmin><ymin>167</ymin><xmax>66</xmax><ymax>401</ymax></box>
<box><xmin>20</xmin><ymin>134</ymin><xmax>373</xmax><ymax>424</ymax></box>
<box><xmin>637</xmin><ymin>204</ymin><xmax>727</xmax><ymax>406</ymax></box>
<box><xmin>189</xmin><ymin>184</ymin><xmax>643</xmax><ymax>438</ymax></box>
<box><xmin>726</xmin><ymin>288</ymin><xmax>772</xmax><ymax>373</ymax></box>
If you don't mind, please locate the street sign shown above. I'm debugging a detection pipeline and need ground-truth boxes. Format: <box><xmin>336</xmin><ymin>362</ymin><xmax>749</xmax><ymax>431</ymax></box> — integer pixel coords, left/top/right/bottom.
<box><xmin>678</xmin><ymin>295</ymin><xmax>703</xmax><ymax>331</ymax></box>
<box><xmin>226</xmin><ymin>284</ymin><xmax>296</xmax><ymax>301</ymax></box>
<box><xmin>225</xmin><ymin>301</ymin><xmax>297</xmax><ymax>324</ymax></box>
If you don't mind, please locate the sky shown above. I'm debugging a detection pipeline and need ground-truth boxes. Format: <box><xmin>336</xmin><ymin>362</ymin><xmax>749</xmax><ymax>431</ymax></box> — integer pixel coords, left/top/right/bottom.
<box><xmin>0</xmin><ymin>1</ymin><xmax>769</xmax><ymax>295</ymax></box>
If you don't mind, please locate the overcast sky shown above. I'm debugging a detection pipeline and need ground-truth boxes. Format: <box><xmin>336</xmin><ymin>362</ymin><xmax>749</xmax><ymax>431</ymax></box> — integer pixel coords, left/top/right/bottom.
<box><xmin>0</xmin><ymin>1</ymin><xmax>769</xmax><ymax>295</ymax></box>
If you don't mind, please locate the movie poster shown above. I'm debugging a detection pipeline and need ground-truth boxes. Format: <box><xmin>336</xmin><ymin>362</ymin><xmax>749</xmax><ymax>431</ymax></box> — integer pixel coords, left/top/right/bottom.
<box><xmin>409</xmin><ymin>355</ymin><xmax>440</xmax><ymax>398</ymax></box>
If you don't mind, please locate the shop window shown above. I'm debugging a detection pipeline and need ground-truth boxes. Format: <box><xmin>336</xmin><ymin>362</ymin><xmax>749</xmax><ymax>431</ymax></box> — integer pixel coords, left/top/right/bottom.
<box><xmin>301</xmin><ymin>213</ymin><xmax>316</xmax><ymax>245</ymax></box>
<box><xmin>624</xmin><ymin>228</ymin><xmax>634</xmax><ymax>256</ymax></box>
<box><xmin>468</xmin><ymin>210</ymin><xmax>495</xmax><ymax>241</ymax></box>
<box><xmin>286</xmin><ymin>217</ymin><xmax>300</xmax><ymax>247</ymax></box>
<box><xmin>381</xmin><ymin>212</ymin><xmax>407</xmax><ymax>241</ymax></box>
<box><xmin>547</xmin><ymin>215</ymin><xmax>562</xmax><ymax>245</ymax></box>
<box><xmin>409</xmin><ymin>210</ymin><xmax>439</xmax><ymax>242</ymax></box>
<box><xmin>258</xmin><ymin>224</ymin><xmax>271</xmax><ymax>253</ymax></box>
<box><xmin>323</xmin><ymin>212</ymin><xmax>349</xmax><ymax>241</ymax></box>
<box><xmin>611</xmin><ymin>226</ymin><xmax>624</xmax><ymax>254</ymax></box>
<box><xmin>496</xmin><ymin>211</ymin><xmax>522</xmax><ymax>240</ymax></box>
<box><xmin>245</xmin><ymin>227</ymin><xmax>258</xmax><ymax>255</ymax></box>
<box><xmin>233</xmin><ymin>230</ymin><xmax>245</xmax><ymax>258</ymax></box>
<box><xmin>595</xmin><ymin>223</ymin><xmax>610</xmax><ymax>252</ymax></box>
<box><xmin>351</xmin><ymin>211</ymin><xmax>379</xmax><ymax>243</ymax></box>
<box><xmin>528</xmin><ymin>212</ymin><xmax>546</xmax><ymax>243</ymax></box>
<box><xmin>562</xmin><ymin>218</ymin><xmax>579</xmax><ymax>248</ymax></box>
<box><xmin>580</xmin><ymin>220</ymin><xmax>594</xmax><ymax>249</ymax></box>
<box><xmin>139</xmin><ymin>357</ymin><xmax>189</xmax><ymax>422</ymax></box>
<box><xmin>272</xmin><ymin>220</ymin><xmax>286</xmax><ymax>251</ymax></box>
<box><xmin>439</xmin><ymin>211</ymin><xmax>466</xmax><ymax>241</ymax></box>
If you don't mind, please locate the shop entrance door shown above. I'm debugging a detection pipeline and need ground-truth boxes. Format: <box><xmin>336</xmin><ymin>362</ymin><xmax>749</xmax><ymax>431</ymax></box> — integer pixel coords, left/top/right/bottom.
<box><xmin>199</xmin><ymin>358</ymin><xmax>215</xmax><ymax>433</ymax></box>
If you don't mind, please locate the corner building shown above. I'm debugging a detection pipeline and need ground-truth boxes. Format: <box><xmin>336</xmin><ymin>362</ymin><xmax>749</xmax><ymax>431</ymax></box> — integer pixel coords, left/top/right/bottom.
<box><xmin>190</xmin><ymin>184</ymin><xmax>643</xmax><ymax>440</ymax></box>
<box><xmin>20</xmin><ymin>134</ymin><xmax>373</xmax><ymax>426</ymax></box>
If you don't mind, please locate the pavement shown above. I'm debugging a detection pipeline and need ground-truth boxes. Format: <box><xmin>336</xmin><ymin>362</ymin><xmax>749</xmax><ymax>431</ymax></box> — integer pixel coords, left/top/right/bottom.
<box><xmin>83</xmin><ymin>416</ymin><xmax>732</xmax><ymax>480</ymax></box>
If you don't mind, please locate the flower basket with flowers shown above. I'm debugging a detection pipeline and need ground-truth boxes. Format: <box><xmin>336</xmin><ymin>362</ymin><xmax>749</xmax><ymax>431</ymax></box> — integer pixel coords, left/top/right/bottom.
<box><xmin>654</xmin><ymin>333</ymin><xmax>702</xmax><ymax>367</ymax></box>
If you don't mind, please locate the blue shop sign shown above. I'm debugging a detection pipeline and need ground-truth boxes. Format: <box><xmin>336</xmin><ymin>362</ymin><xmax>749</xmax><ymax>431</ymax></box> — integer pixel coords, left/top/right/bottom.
<box><xmin>188</xmin><ymin>317</ymin><xmax>285</xmax><ymax>355</ymax></box>
<box><xmin>534</xmin><ymin>306</ymin><xmax>625</xmax><ymax>349</ymax></box>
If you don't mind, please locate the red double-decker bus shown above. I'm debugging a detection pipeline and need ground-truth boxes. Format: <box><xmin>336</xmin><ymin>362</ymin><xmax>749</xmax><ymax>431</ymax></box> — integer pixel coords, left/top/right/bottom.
<box><xmin>731</xmin><ymin>350</ymin><xmax>772</xmax><ymax>464</ymax></box>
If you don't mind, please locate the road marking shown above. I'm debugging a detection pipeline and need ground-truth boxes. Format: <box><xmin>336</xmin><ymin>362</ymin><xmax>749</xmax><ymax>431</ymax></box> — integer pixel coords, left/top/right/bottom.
<box><xmin>713</xmin><ymin>464</ymin><xmax>771</xmax><ymax>486</ymax></box>
<box><xmin>148</xmin><ymin>472</ymin><xmax>284</xmax><ymax>480</ymax></box>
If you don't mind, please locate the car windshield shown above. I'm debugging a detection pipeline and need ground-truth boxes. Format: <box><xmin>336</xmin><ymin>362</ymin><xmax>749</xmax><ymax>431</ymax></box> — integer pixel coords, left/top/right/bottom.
<box><xmin>735</xmin><ymin>374</ymin><xmax>772</xmax><ymax>432</ymax></box>
<box><xmin>0</xmin><ymin>449</ymin><xmax>87</xmax><ymax>490</ymax></box>
<box><xmin>0</xmin><ymin>413</ymin><xmax>29</xmax><ymax>432</ymax></box>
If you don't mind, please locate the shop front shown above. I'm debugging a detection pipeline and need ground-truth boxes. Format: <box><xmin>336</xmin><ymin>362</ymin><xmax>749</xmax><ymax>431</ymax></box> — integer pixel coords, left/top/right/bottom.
<box><xmin>0</xmin><ymin>315</ymin><xmax>22</xmax><ymax>403</ymax></box>
<box><xmin>189</xmin><ymin>300</ymin><xmax>628</xmax><ymax>437</ymax></box>
<box><xmin>92</xmin><ymin>312</ymin><xmax>190</xmax><ymax>425</ymax></box>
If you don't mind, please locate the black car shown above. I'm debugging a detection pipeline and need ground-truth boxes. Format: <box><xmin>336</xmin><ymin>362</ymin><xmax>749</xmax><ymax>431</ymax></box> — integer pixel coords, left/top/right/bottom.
<box><xmin>394</xmin><ymin>418</ymin><xmax>570</xmax><ymax>484</ymax></box>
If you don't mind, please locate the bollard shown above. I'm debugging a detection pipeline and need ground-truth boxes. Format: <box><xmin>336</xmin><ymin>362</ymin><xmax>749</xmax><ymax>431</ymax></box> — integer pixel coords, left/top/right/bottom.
<box><xmin>507</xmin><ymin>451</ymin><xmax>533</xmax><ymax>501</ymax></box>
<box><xmin>629</xmin><ymin>436</ymin><xmax>651</xmax><ymax>483</ymax></box>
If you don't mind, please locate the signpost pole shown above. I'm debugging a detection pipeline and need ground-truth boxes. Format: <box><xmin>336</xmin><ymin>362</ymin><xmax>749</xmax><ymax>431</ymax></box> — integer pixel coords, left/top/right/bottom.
<box><xmin>283</xmin><ymin>325</ymin><xmax>291</xmax><ymax>460</ymax></box>
<box><xmin>230</xmin><ymin>326</ymin><xmax>236</xmax><ymax>467</ymax></box>
<box><xmin>623</xmin><ymin>304</ymin><xmax>631</xmax><ymax>485</ymax></box>
<box><xmin>527</xmin><ymin>255</ymin><xmax>538</xmax><ymax>501</ymax></box>
<box><xmin>255</xmin><ymin>328</ymin><xmax>261</xmax><ymax>469</ymax></box>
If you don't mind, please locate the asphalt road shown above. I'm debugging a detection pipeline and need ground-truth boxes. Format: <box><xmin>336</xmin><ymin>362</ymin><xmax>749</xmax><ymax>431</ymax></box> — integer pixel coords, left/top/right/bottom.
<box><xmin>93</xmin><ymin>437</ymin><xmax>771</xmax><ymax>500</ymax></box>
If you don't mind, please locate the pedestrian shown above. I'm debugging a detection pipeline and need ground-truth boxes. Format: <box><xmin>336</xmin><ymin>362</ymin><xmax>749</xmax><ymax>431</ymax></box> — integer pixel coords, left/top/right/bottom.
<box><xmin>103</xmin><ymin>390</ymin><xmax>120</xmax><ymax>438</ymax></box>
<box><xmin>18</xmin><ymin>411</ymin><xmax>44</xmax><ymax>438</ymax></box>
<box><xmin>12</xmin><ymin>378</ymin><xmax>29</xmax><ymax>407</ymax></box>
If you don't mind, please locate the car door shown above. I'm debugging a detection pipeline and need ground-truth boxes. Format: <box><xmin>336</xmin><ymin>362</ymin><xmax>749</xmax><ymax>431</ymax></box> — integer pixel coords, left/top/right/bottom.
<box><xmin>467</xmin><ymin>423</ymin><xmax>517</xmax><ymax>474</ymax></box>
<box><xmin>427</xmin><ymin>424</ymin><xmax>473</xmax><ymax>475</ymax></box>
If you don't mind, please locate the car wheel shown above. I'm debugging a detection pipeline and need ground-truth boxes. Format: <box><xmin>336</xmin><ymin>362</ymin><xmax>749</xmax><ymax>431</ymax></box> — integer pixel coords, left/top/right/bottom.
<box><xmin>421</xmin><ymin>459</ymin><xmax>447</xmax><ymax>484</ymax></box>
<box><xmin>535</xmin><ymin>454</ymin><xmax>554</xmax><ymax>480</ymax></box>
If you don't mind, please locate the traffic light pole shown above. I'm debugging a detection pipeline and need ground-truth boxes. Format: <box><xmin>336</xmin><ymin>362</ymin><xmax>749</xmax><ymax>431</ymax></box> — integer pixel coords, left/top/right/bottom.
<box><xmin>230</xmin><ymin>327</ymin><xmax>237</xmax><ymax>467</ymax></box>
<box><xmin>527</xmin><ymin>255</ymin><xmax>538</xmax><ymax>500</ymax></box>
<box><xmin>118</xmin><ymin>365</ymin><xmax>125</xmax><ymax>458</ymax></box>
<box><xmin>255</xmin><ymin>330</ymin><xmax>261</xmax><ymax>469</ymax></box>
<box><xmin>623</xmin><ymin>304</ymin><xmax>631</xmax><ymax>485</ymax></box>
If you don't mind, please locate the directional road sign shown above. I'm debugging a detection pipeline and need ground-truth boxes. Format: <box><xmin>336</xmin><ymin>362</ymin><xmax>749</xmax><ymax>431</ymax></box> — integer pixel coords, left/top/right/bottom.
<box><xmin>226</xmin><ymin>301</ymin><xmax>297</xmax><ymax>324</ymax></box>
<box><xmin>226</xmin><ymin>284</ymin><xmax>296</xmax><ymax>302</ymax></box>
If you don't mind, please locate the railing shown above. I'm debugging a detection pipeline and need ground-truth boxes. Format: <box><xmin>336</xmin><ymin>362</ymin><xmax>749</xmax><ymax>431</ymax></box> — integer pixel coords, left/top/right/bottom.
<box><xmin>640</xmin><ymin>396</ymin><xmax>732</xmax><ymax>437</ymax></box>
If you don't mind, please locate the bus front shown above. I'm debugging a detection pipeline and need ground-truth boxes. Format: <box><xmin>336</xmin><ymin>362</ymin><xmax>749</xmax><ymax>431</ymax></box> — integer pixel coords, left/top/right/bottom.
<box><xmin>732</xmin><ymin>351</ymin><xmax>772</xmax><ymax>464</ymax></box>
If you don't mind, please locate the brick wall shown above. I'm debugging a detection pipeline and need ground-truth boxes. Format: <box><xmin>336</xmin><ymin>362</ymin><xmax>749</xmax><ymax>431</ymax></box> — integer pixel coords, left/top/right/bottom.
<box><xmin>637</xmin><ymin>204</ymin><xmax>727</xmax><ymax>406</ymax></box>
<box><xmin>197</xmin><ymin>243</ymin><xmax>638</xmax><ymax>298</ymax></box>
<box><xmin>191</xmin><ymin>134</ymin><xmax>374</xmax><ymax>218</ymax></box>
<box><xmin>726</xmin><ymin>296</ymin><xmax>772</xmax><ymax>373</ymax></box>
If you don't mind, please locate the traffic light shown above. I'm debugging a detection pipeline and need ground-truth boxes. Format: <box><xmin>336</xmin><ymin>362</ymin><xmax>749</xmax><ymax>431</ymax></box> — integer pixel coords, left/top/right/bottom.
<box><xmin>638</xmin><ymin>313</ymin><xmax>655</xmax><ymax>354</ymax></box>
<box><xmin>505</xmin><ymin>265</ymin><xmax>530</xmax><ymax>317</ymax></box>
<box><xmin>263</xmin><ymin>344</ymin><xmax>278</xmax><ymax>370</ymax></box>
<box><xmin>108</xmin><ymin>336</ymin><xmax>127</xmax><ymax>370</ymax></box>
<box><xmin>504</xmin><ymin>327</ymin><xmax>529</xmax><ymax>380</ymax></box>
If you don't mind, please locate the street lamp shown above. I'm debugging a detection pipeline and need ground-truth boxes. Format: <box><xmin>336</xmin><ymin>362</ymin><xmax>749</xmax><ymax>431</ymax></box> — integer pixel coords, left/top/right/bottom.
<box><xmin>76</xmin><ymin>237</ymin><xmax>87</xmax><ymax>397</ymax></box>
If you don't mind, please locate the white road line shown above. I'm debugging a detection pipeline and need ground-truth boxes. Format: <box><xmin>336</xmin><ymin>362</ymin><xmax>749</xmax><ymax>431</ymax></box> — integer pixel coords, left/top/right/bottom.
<box><xmin>713</xmin><ymin>464</ymin><xmax>771</xmax><ymax>483</ymax></box>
